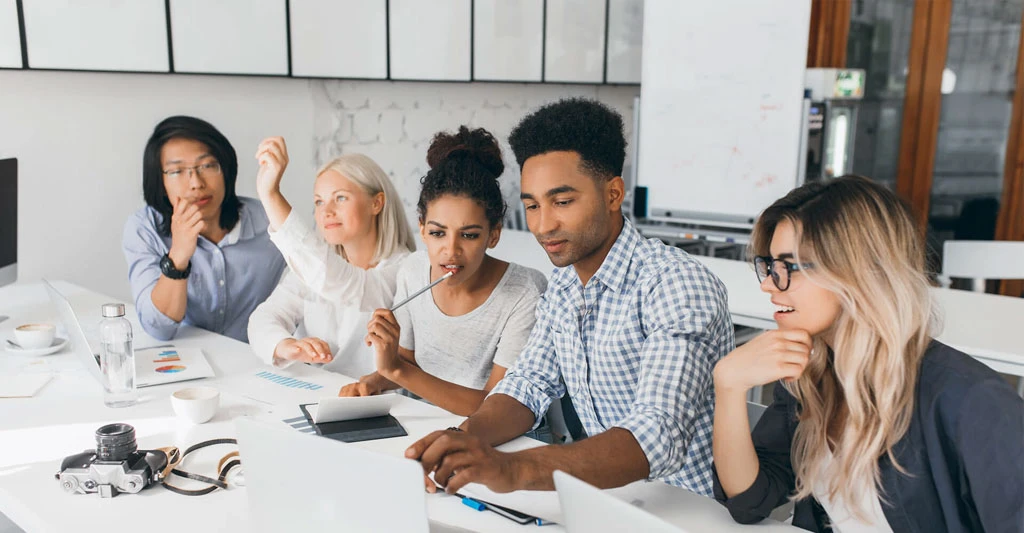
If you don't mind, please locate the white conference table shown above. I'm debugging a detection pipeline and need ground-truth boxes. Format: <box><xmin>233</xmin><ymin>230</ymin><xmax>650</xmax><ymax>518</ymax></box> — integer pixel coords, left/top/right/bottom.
<box><xmin>0</xmin><ymin>281</ymin><xmax>797</xmax><ymax>533</ymax></box>
<box><xmin>694</xmin><ymin>255</ymin><xmax>1024</xmax><ymax>379</ymax></box>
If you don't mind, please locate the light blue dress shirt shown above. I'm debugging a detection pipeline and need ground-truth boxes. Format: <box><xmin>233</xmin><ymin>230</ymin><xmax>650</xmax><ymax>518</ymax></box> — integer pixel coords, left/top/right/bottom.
<box><xmin>122</xmin><ymin>197</ymin><xmax>285</xmax><ymax>342</ymax></box>
<box><xmin>491</xmin><ymin>218</ymin><xmax>734</xmax><ymax>495</ymax></box>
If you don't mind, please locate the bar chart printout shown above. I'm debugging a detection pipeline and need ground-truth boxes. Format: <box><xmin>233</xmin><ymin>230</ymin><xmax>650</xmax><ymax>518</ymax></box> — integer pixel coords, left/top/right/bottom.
<box><xmin>254</xmin><ymin>370</ymin><xmax>324</xmax><ymax>391</ymax></box>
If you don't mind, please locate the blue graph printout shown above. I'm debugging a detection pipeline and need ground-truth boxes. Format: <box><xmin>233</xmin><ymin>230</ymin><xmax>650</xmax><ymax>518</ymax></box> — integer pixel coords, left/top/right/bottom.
<box><xmin>254</xmin><ymin>370</ymin><xmax>323</xmax><ymax>391</ymax></box>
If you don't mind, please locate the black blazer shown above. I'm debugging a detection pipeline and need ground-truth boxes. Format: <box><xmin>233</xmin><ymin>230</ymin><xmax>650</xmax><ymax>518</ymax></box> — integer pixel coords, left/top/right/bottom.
<box><xmin>712</xmin><ymin>341</ymin><xmax>1024</xmax><ymax>532</ymax></box>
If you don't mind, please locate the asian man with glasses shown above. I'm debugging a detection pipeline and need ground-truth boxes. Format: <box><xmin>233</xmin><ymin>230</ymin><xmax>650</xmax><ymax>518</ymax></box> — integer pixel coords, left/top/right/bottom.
<box><xmin>122</xmin><ymin>115</ymin><xmax>285</xmax><ymax>342</ymax></box>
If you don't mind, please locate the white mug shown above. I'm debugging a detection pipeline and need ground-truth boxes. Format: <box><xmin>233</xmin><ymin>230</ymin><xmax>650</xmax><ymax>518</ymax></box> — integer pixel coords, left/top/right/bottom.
<box><xmin>170</xmin><ymin>387</ymin><xmax>220</xmax><ymax>424</ymax></box>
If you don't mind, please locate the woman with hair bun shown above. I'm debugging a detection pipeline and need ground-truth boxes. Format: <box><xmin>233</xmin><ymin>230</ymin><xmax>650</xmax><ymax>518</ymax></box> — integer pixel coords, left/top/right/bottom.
<box><xmin>354</xmin><ymin>126</ymin><xmax>548</xmax><ymax>417</ymax></box>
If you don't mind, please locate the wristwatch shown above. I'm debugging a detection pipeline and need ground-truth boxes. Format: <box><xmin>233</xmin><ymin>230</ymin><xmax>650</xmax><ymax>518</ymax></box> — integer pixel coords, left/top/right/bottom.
<box><xmin>160</xmin><ymin>253</ymin><xmax>192</xmax><ymax>280</ymax></box>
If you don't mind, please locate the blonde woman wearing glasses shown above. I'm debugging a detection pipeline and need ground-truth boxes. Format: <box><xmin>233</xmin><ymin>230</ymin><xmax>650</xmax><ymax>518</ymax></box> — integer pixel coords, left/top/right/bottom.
<box><xmin>711</xmin><ymin>175</ymin><xmax>1023</xmax><ymax>532</ymax></box>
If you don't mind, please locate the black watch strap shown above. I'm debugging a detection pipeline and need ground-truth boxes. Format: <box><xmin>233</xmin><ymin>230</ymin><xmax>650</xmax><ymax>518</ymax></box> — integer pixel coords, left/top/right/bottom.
<box><xmin>160</xmin><ymin>253</ymin><xmax>192</xmax><ymax>280</ymax></box>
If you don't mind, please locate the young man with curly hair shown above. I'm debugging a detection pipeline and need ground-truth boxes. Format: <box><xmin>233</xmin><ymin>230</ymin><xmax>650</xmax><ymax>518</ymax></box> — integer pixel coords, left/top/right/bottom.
<box><xmin>406</xmin><ymin>98</ymin><xmax>734</xmax><ymax>496</ymax></box>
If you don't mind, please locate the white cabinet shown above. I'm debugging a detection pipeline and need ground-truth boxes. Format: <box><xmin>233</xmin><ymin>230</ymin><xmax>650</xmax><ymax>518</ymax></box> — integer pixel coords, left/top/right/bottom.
<box><xmin>289</xmin><ymin>0</ymin><xmax>387</xmax><ymax>79</ymax></box>
<box><xmin>169</xmin><ymin>0</ymin><xmax>288</xmax><ymax>75</ymax></box>
<box><xmin>0</xmin><ymin>0</ymin><xmax>21</xmax><ymax>68</ymax></box>
<box><xmin>11</xmin><ymin>0</ymin><xmax>635</xmax><ymax>84</ymax></box>
<box><xmin>21</xmin><ymin>0</ymin><xmax>168</xmax><ymax>72</ymax></box>
<box><xmin>473</xmin><ymin>0</ymin><xmax>543</xmax><ymax>82</ymax></box>
<box><xmin>389</xmin><ymin>0</ymin><xmax>471</xmax><ymax>81</ymax></box>
<box><xmin>606</xmin><ymin>0</ymin><xmax>643</xmax><ymax>84</ymax></box>
<box><xmin>544</xmin><ymin>0</ymin><xmax>606</xmax><ymax>83</ymax></box>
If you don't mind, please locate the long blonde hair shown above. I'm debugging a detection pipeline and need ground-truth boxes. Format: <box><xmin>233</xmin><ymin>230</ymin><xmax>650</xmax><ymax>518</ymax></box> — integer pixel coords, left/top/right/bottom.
<box><xmin>316</xmin><ymin>154</ymin><xmax>416</xmax><ymax>263</ymax></box>
<box><xmin>750</xmin><ymin>175</ymin><xmax>935</xmax><ymax>517</ymax></box>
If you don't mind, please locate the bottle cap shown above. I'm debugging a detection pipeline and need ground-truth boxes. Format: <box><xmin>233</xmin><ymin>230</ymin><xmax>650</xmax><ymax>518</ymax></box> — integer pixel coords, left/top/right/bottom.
<box><xmin>101</xmin><ymin>303</ymin><xmax>126</xmax><ymax>318</ymax></box>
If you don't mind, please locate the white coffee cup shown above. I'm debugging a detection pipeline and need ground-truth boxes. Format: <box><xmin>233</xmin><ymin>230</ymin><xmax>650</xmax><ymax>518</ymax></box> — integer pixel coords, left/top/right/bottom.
<box><xmin>170</xmin><ymin>387</ymin><xmax>220</xmax><ymax>424</ymax></box>
<box><xmin>14</xmin><ymin>323</ymin><xmax>56</xmax><ymax>349</ymax></box>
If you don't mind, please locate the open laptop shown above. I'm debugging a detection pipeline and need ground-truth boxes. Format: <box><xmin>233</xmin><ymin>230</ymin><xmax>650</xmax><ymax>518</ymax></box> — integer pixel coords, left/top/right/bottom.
<box><xmin>236</xmin><ymin>418</ymin><xmax>470</xmax><ymax>533</ymax></box>
<box><xmin>553</xmin><ymin>470</ymin><xmax>687</xmax><ymax>533</ymax></box>
<box><xmin>43</xmin><ymin>279</ymin><xmax>214</xmax><ymax>387</ymax></box>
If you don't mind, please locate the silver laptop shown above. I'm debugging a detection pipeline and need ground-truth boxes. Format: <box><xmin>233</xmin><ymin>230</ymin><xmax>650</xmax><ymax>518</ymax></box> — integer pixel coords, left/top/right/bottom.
<box><xmin>236</xmin><ymin>418</ymin><xmax>467</xmax><ymax>533</ymax></box>
<box><xmin>554</xmin><ymin>470</ymin><xmax>687</xmax><ymax>533</ymax></box>
<box><xmin>43</xmin><ymin>279</ymin><xmax>213</xmax><ymax>388</ymax></box>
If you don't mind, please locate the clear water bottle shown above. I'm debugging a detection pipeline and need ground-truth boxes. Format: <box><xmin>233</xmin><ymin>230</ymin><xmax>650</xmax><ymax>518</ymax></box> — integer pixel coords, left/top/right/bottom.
<box><xmin>99</xmin><ymin>303</ymin><xmax>137</xmax><ymax>408</ymax></box>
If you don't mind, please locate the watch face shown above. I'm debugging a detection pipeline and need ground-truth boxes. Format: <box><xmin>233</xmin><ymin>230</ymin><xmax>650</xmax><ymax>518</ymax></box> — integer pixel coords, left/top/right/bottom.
<box><xmin>161</xmin><ymin>254</ymin><xmax>187</xmax><ymax>279</ymax></box>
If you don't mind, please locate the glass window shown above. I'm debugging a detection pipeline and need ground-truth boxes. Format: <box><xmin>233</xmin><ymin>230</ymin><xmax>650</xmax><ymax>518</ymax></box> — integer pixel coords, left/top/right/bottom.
<box><xmin>929</xmin><ymin>0</ymin><xmax>1023</xmax><ymax>257</ymax></box>
<box><xmin>846</xmin><ymin>0</ymin><xmax>917</xmax><ymax>190</ymax></box>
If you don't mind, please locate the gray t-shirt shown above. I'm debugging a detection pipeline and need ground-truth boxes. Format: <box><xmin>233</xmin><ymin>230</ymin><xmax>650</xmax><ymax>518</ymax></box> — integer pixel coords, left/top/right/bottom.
<box><xmin>394</xmin><ymin>250</ymin><xmax>548</xmax><ymax>390</ymax></box>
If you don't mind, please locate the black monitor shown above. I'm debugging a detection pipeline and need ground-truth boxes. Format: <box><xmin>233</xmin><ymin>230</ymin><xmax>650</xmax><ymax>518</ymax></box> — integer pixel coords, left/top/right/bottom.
<box><xmin>0</xmin><ymin>158</ymin><xmax>16</xmax><ymax>289</ymax></box>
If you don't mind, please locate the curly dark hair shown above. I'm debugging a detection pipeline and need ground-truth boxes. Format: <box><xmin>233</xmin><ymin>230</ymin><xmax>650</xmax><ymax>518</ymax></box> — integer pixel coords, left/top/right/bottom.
<box><xmin>508</xmin><ymin>97</ymin><xmax>626</xmax><ymax>181</ymax></box>
<box><xmin>417</xmin><ymin>126</ymin><xmax>507</xmax><ymax>228</ymax></box>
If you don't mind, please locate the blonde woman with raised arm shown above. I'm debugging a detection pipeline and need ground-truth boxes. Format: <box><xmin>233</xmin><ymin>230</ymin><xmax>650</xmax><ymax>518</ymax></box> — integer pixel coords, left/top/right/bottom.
<box><xmin>248</xmin><ymin>144</ymin><xmax>414</xmax><ymax>385</ymax></box>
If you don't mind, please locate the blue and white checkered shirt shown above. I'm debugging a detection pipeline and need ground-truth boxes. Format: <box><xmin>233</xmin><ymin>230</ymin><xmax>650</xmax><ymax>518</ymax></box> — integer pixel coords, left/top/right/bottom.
<box><xmin>491</xmin><ymin>218</ymin><xmax>734</xmax><ymax>495</ymax></box>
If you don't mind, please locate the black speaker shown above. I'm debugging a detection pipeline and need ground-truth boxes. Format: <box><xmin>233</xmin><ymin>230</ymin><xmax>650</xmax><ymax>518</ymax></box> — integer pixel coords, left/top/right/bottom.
<box><xmin>633</xmin><ymin>186</ymin><xmax>648</xmax><ymax>219</ymax></box>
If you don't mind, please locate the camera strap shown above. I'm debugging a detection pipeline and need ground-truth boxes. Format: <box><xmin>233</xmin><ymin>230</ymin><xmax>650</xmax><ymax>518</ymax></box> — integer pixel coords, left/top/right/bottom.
<box><xmin>157</xmin><ymin>438</ymin><xmax>241</xmax><ymax>496</ymax></box>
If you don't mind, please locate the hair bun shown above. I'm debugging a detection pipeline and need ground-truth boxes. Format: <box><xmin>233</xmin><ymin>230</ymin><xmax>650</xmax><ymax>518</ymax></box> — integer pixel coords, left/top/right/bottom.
<box><xmin>426</xmin><ymin>126</ymin><xmax>504</xmax><ymax>178</ymax></box>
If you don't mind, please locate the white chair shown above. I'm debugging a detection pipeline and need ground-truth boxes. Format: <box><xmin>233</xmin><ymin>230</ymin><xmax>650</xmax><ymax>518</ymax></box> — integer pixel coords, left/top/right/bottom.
<box><xmin>942</xmin><ymin>240</ymin><xmax>1024</xmax><ymax>396</ymax></box>
<box><xmin>490</xmin><ymin>229</ymin><xmax>556</xmax><ymax>279</ymax></box>
<box><xmin>941</xmin><ymin>240</ymin><xmax>1024</xmax><ymax>292</ymax></box>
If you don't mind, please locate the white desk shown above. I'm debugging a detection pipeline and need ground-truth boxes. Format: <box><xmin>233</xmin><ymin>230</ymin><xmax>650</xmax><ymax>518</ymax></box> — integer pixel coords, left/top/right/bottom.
<box><xmin>694</xmin><ymin>255</ymin><xmax>1024</xmax><ymax>379</ymax></box>
<box><xmin>0</xmin><ymin>281</ymin><xmax>797</xmax><ymax>532</ymax></box>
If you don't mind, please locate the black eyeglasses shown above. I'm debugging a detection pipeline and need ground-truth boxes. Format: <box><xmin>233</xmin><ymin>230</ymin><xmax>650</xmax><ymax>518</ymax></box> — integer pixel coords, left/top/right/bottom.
<box><xmin>162</xmin><ymin>162</ymin><xmax>221</xmax><ymax>180</ymax></box>
<box><xmin>754</xmin><ymin>256</ymin><xmax>814</xmax><ymax>291</ymax></box>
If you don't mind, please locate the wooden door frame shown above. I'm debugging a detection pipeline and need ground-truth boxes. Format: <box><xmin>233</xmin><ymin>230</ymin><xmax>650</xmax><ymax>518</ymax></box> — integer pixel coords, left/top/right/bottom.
<box><xmin>894</xmin><ymin>0</ymin><xmax>953</xmax><ymax>229</ymax></box>
<box><xmin>995</xmin><ymin>8</ymin><xmax>1024</xmax><ymax>297</ymax></box>
<box><xmin>807</xmin><ymin>0</ymin><xmax>852</xmax><ymax>67</ymax></box>
<box><xmin>817</xmin><ymin>0</ymin><xmax>1022</xmax><ymax>296</ymax></box>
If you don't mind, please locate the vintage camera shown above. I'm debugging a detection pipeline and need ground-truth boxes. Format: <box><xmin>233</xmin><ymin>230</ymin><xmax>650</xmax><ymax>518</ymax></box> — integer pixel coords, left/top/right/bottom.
<box><xmin>56</xmin><ymin>423</ymin><xmax>168</xmax><ymax>498</ymax></box>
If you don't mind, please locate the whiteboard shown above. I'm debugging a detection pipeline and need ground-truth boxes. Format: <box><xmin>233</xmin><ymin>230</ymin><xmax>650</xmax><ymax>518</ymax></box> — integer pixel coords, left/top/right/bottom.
<box><xmin>605</xmin><ymin>0</ymin><xmax>643</xmax><ymax>84</ymax></box>
<box><xmin>0</xmin><ymin>0</ymin><xmax>21</xmax><ymax>68</ymax></box>
<box><xmin>289</xmin><ymin>0</ymin><xmax>386</xmax><ymax>79</ymax></box>
<box><xmin>170</xmin><ymin>0</ymin><xmax>288</xmax><ymax>75</ymax></box>
<box><xmin>389</xmin><ymin>0</ymin><xmax>470</xmax><ymax>81</ymax></box>
<box><xmin>544</xmin><ymin>0</ymin><xmax>605</xmax><ymax>83</ymax></box>
<box><xmin>22</xmin><ymin>0</ymin><xmax>168</xmax><ymax>72</ymax></box>
<box><xmin>637</xmin><ymin>0</ymin><xmax>811</xmax><ymax>224</ymax></box>
<box><xmin>473</xmin><ymin>0</ymin><xmax>543</xmax><ymax>82</ymax></box>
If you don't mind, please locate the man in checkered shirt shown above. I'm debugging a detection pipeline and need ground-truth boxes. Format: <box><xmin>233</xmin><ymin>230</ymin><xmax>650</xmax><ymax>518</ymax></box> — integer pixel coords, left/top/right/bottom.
<box><xmin>407</xmin><ymin>98</ymin><xmax>734</xmax><ymax>497</ymax></box>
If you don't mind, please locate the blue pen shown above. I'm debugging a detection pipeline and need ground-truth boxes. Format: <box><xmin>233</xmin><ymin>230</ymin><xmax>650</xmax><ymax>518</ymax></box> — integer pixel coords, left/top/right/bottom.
<box><xmin>461</xmin><ymin>496</ymin><xmax>487</xmax><ymax>511</ymax></box>
<box><xmin>456</xmin><ymin>493</ymin><xmax>540</xmax><ymax>525</ymax></box>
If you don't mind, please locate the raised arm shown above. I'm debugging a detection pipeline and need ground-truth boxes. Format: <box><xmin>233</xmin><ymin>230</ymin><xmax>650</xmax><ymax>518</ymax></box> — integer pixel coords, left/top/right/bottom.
<box><xmin>254</xmin><ymin>136</ymin><xmax>293</xmax><ymax>231</ymax></box>
<box><xmin>253</xmin><ymin>136</ymin><xmax>403</xmax><ymax>310</ymax></box>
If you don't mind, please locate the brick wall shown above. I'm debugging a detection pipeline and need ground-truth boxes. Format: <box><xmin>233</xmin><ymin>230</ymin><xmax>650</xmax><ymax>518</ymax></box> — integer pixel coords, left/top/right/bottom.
<box><xmin>311</xmin><ymin>80</ymin><xmax>640</xmax><ymax>228</ymax></box>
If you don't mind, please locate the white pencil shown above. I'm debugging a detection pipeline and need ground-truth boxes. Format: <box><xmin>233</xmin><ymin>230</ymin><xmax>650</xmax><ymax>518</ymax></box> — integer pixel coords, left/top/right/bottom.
<box><xmin>389</xmin><ymin>271</ymin><xmax>454</xmax><ymax>311</ymax></box>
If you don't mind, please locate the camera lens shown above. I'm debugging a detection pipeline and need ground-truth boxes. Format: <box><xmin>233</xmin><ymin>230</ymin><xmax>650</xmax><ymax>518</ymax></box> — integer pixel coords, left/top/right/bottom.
<box><xmin>95</xmin><ymin>423</ymin><xmax>137</xmax><ymax>462</ymax></box>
